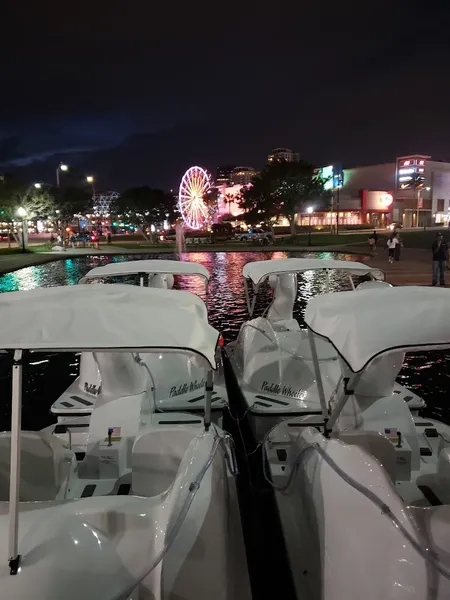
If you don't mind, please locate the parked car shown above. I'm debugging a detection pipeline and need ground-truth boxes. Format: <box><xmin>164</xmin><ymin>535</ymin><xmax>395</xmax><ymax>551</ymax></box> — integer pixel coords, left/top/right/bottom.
<box><xmin>211</xmin><ymin>222</ymin><xmax>233</xmax><ymax>243</ymax></box>
<box><xmin>388</xmin><ymin>222</ymin><xmax>403</xmax><ymax>231</ymax></box>
<box><xmin>238</xmin><ymin>227</ymin><xmax>274</xmax><ymax>245</ymax></box>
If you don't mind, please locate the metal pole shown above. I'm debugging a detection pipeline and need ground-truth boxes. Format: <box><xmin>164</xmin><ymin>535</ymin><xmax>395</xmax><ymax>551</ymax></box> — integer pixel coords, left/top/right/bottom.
<box><xmin>204</xmin><ymin>369</ymin><xmax>213</xmax><ymax>431</ymax></box>
<box><xmin>336</xmin><ymin>187</ymin><xmax>340</xmax><ymax>235</ymax></box>
<box><xmin>416</xmin><ymin>189</ymin><xmax>420</xmax><ymax>228</ymax></box>
<box><xmin>21</xmin><ymin>220</ymin><xmax>26</xmax><ymax>253</ymax></box>
<box><xmin>56</xmin><ymin>166</ymin><xmax>60</xmax><ymax>188</ymax></box>
<box><xmin>326</xmin><ymin>372</ymin><xmax>363</xmax><ymax>431</ymax></box>
<box><xmin>308</xmin><ymin>214</ymin><xmax>312</xmax><ymax>246</ymax></box>
<box><xmin>307</xmin><ymin>329</ymin><xmax>328</xmax><ymax>420</ymax></box>
<box><xmin>9</xmin><ymin>350</ymin><xmax>23</xmax><ymax>574</ymax></box>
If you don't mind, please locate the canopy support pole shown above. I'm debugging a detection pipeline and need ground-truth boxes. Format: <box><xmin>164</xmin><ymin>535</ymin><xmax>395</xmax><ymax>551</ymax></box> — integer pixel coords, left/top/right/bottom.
<box><xmin>307</xmin><ymin>330</ymin><xmax>328</xmax><ymax>425</ymax></box>
<box><xmin>326</xmin><ymin>373</ymin><xmax>363</xmax><ymax>433</ymax></box>
<box><xmin>138</xmin><ymin>271</ymin><xmax>145</xmax><ymax>287</ymax></box>
<box><xmin>244</xmin><ymin>279</ymin><xmax>259</xmax><ymax>317</ymax></box>
<box><xmin>348</xmin><ymin>274</ymin><xmax>355</xmax><ymax>290</ymax></box>
<box><xmin>204</xmin><ymin>370</ymin><xmax>213</xmax><ymax>431</ymax></box>
<box><xmin>9</xmin><ymin>350</ymin><xmax>24</xmax><ymax>575</ymax></box>
<box><xmin>325</xmin><ymin>270</ymin><xmax>330</xmax><ymax>293</ymax></box>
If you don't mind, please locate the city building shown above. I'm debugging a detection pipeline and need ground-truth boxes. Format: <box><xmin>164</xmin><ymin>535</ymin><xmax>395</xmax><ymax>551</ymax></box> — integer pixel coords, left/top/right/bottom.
<box><xmin>299</xmin><ymin>155</ymin><xmax>450</xmax><ymax>228</ymax></box>
<box><xmin>267</xmin><ymin>148</ymin><xmax>299</xmax><ymax>163</ymax></box>
<box><xmin>231</xmin><ymin>166</ymin><xmax>258</xmax><ymax>186</ymax></box>
<box><xmin>216</xmin><ymin>165</ymin><xmax>236</xmax><ymax>186</ymax></box>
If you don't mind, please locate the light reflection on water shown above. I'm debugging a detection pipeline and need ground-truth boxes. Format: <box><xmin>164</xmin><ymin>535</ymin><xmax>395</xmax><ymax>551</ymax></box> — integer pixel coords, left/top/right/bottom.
<box><xmin>0</xmin><ymin>250</ymin><xmax>447</xmax><ymax>427</ymax></box>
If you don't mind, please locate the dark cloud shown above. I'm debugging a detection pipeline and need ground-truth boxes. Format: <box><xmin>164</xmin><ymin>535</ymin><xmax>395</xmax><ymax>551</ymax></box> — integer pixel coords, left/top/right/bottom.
<box><xmin>1</xmin><ymin>0</ymin><xmax>450</xmax><ymax>186</ymax></box>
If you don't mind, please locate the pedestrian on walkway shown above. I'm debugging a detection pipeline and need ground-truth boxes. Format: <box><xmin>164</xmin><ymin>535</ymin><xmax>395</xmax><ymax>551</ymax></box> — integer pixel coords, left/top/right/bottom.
<box><xmin>386</xmin><ymin>233</ymin><xmax>398</xmax><ymax>264</ymax></box>
<box><xmin>369</xmin><ymin>230</ymin><xmax>378</xmax><ymax>252</ymax></box>
<box><xmin>432</xmin><ymin>232</ymin><xmax>449</xmax><ymax>286</ymax></box>
<box><xmin>394</xmin><ymin>233</ymin><xmax>403</xmax><ymax>261</ymax></box>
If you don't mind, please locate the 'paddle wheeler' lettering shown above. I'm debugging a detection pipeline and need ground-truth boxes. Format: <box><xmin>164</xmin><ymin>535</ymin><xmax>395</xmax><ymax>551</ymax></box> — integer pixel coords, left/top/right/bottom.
<box><xmin>169</xmin><ymin>378</ymin><xmax>205</xmax><ymax>397</ymax></box>
<box><xmin>261</xmin><ymin>381</ymin><xmax>305</xmax><ymax>400</ymax></box>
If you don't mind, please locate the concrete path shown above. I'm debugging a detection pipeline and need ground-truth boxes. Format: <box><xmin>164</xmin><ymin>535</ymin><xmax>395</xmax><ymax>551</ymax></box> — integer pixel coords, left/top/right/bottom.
<box><xmin>348</xmin><ymin>245</ymin><xmax>437</xmax><ymax>286</ymax></box>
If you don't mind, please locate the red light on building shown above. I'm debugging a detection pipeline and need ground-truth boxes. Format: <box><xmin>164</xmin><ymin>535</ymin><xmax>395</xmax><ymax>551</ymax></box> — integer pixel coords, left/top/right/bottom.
<box><xmin>402</xmin><ymin>160</ymin><xmax>411</xmax><ymax>166</ymax></box>
<box><xmin>419</xmin><ymin>160</ymin><xmax>425</xmax><ymax>165</ymax></box>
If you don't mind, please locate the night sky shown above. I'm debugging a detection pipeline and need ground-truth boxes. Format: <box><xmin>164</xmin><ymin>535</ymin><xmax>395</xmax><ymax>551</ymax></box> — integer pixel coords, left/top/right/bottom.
<box><xmin>2</xmin><ymin>0</ymin><xmax>450</xmax><ymax>190</ymax></box>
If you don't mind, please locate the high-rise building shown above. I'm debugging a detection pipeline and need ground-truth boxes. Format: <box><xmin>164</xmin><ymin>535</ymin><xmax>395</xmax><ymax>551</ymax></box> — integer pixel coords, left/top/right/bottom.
<box><xmin>216</xmin><ymin>165</ymin><xmax>236</xmax><ymax>186</ymax></box>
<box><xmin>231</xmin><ymin>166</ymin><xmax>258</xmax><ymax>186</ymax></box>
<box><xmin>267</xmin><ymin>148</ymin><xmax>299</xmax><ymax>163</ymax></box>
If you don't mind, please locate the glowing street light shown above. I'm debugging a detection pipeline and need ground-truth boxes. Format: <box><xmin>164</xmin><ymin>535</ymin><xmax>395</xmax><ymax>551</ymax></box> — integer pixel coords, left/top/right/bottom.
<box><xmin>33</xmin><ymin>182</ymin><xmax>42</xmax><ymax>189</ymax></box>
<box><xmin>17</xmin><ymin>207</ymin><xmax>27</xmax><ymax>253</ymax></box>
<box><xmin>56</xmin><ymin>163</ymin><xmax>69</xmax><ymax>187</ymax></box>
<box><xmin>307</xmin><ymin>206</ymin><xmax>314</xmax><ymax>246</ymax></box>
<box><xmin>86</xmin><ymin>175</ymin><xmax>95</xmax><ymax>201</ymax></box>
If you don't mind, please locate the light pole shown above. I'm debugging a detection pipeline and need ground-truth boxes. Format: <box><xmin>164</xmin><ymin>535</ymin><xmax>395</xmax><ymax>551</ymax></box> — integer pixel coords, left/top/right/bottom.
<box><xmin>17</xmin><ymin>207</ymin><xmax>27</xmax><ymax>253</ymax></box>
<box><xmin>416</xmin><ymin>186</ymin><xmax>431</xmax><ymax>228</ymax></box>
<box><xmin>86</xmin><ymin>176</ymin><xmax>95</xmax><ymax>200</ymax></box>
<box><xmin>56</xmin><ymin>163</ymin><xmax>68</xmax><ymax>188</ymax></box>
<box><xmin>307</xmin><ymin>206</ymin><xmax>314</xmax><ymax>246</ymax></box>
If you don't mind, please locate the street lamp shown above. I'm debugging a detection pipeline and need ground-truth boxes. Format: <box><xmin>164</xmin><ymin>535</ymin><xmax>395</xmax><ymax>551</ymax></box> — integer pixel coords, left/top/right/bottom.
<box><xmin>416</xmin><ymin>186</ymin><xmax>431</xmax><ymax>228</ymax></box>
<box><xmin>307</xmin><ymin>206</ymin><xmax>314</xmax><ymax>246</ymax></box>
<box><xmin>17</xmin><ymin>207</ymin><xmax>27</xmax><ymax>253</ymax></box>
<box><xmin>34</xmin><ymin>182</ymin><xmax>42</xmax><ymax>189</ymax></box>
<box><xmin>56</xmin><ymin>163</ymin><xmax>69</xmax><ymax>188</ymax></box>
<box><xmin>86</xmin><ymin>175</ymin><xmax>95</xmax><ymax>199</ymax></box>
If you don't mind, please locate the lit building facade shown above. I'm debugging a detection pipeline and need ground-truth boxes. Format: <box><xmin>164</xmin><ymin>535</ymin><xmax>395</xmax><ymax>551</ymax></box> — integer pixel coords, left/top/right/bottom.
<box><xmin>299</xmin><ymin>156</ymin><xmax>450</xmax><ymax>228</ymax></box>
<box><xmin>267</xmin><ymin>148</ymin><xmax>299</xmax><ymax>163</ymax></box>
<box><xmin>231</xmin><ymin>166</ymin><xmax>258</xmax><ymax>186</ymax></box>
<box><xmin>216</xmin><ymin>165</ymin><xmax>236</xmax><ymax>186</ymax></box>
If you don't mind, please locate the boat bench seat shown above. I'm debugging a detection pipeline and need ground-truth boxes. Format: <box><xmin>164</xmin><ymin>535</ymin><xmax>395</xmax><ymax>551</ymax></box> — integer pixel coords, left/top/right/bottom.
<box><xmin>335</xmin><ymin>430</ymin><xmax>397</xmax><ymax>483</ymax></box>
<box><xmin>132</xmin><ymin>427</ymin><xmax>199</xmax><ymax>497</ymax></box>
<box><xmin>0</xmin><ymin>431</ymin><xmax>75</xmax><ymax>502</ymax></box>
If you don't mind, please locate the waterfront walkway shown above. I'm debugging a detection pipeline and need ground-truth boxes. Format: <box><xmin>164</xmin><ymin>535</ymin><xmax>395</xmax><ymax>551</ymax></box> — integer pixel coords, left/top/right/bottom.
<box><xmin>0</xmin><ymin>243</ymin><xmax>438</xmax><ymax>286</ymax></box>
<box><xmin>347</xmin><ymin>244</ymin><xmax>435</xmax><ymax>286</ymax></box>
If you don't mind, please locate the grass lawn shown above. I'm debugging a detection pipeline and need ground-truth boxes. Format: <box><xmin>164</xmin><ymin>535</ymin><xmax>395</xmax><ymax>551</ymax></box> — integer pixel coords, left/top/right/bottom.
<box><xmin>0</xmin><ymin>244</ymin><xmax>50</xmax><ymax>255</ymax></box>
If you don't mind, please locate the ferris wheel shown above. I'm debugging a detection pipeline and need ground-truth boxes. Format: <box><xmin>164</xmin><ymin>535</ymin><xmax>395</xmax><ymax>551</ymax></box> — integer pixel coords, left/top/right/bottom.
<box><xmin>178</xmin><ymin>166</ymin><xmax>211</xmax><ymax>229</ymax></box>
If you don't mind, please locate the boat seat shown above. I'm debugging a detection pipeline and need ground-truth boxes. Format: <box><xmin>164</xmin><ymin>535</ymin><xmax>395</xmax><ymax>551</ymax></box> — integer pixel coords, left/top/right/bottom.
<box><xmin>0</xmin><ymin>431</ymin><xmax>75</xmax><ymax>502</ymax></box>
<box><xmin>335</xmin><ymin>430</ymin><xmax>397</xmax><ymax>483</ymax></box>
<box><xmin>132</xmin><ymin>427</ymin><xmax>199</xmax><ymax>497</ymax></box>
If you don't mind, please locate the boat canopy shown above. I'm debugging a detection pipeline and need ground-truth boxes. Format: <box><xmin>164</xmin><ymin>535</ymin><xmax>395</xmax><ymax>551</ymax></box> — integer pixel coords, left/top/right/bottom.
<box><xmin>304</xmin><ymin>286</ymin><xmax>450</xmax><ymax>373</ymax></box>
<box><xmin>243</xmin><ymin>258</ymin><xmax>384</xmax><ymax>285</ymax></box>
<box><xmin>0</xmin><ymin>285</ymin><xmax>218</xmax><ymax>368</ymax></box>
<box><xmin>79</xmin><ymin>259</ymin><xmax>210</xmax><ymax>283</ymax></box>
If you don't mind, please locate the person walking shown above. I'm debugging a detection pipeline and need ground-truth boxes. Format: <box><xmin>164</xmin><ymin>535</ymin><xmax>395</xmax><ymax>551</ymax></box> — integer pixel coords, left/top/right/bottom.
<box><xmin>432</xmin><ymin>232</ymin><xmax>449</xmax><ymax>286</ymax></box>
<box><xmin>386</xmin><ymin>233</ymin><xmax>398</xmax><ymax>264</ymax></box>
<box><xmin>369</xmin><ymin>230</ymin><xmax>378</xmax><ymax>253</ymax></box>
<box><xmin>394</xmin><ymin>232</ymin><xmax>403</xmax><ymax>261</ymax></box>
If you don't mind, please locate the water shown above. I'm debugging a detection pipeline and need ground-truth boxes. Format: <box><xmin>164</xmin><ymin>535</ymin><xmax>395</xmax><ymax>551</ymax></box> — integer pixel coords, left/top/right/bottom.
<box><xmin>0</xmin><ymin>251</ymin><xmax>448</xmax><ymax>429</ymax></box>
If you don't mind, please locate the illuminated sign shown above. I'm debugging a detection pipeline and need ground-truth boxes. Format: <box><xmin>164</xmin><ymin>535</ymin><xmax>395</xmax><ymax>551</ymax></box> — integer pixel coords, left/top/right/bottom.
<box><xmin>380</xmin><ymin>194</ymin><xmax>393</xmax><ymax>207</ymax></box>
<box><xmin>364</xmin><ymin>191</ymin><xmax>394</xmax><ymax>211</ymax></box>
<box><xmin>396</xmin><ymin>157</ymin><xmax>427</xmax><ymax>189</ymax></box>
<box><xmin>319</xmin><ymin>165</ymin><xmax>344</xmax><ymax>190</ymax></box>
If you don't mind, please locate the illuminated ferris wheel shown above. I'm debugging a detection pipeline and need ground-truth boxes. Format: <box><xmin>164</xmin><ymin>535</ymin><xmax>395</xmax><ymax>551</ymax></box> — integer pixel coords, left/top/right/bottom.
<box><xmin>178</xmin><ymin>166</ymin><xmax>211</xmax><ymax>229</ymax></box>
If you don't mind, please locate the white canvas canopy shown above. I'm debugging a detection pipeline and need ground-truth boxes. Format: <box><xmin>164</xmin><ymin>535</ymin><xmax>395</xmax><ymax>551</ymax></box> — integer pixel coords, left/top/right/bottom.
<box><xmin>304</xmin><ymin>286</ymin><xmax>450</xmax><ymax>373</ymax></box>
<box><xmin>0</xmin><ymin>285</ymin><xmax>217</xmax><ymax>367</ymax></box>
<box><xmin>243</xmin><ymin>258</ymin><xmax>384</xmax><ymax>285</ymax></box>
<box><xmin>79</xmin><ymin>259</ymin><xmax>210</xmax><ymax>283</ymax></box>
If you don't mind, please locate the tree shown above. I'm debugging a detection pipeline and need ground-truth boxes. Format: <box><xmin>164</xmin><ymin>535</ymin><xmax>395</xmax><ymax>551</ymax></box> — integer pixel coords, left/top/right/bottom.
<box><xmin>0</xmin><ymin>176</ymin><xmax>57</xmax><ymax>246</ymax></box>
<box><xmin>116</xmin><ymin>187</ymin><xmax>177</xmax><ymax>241</ymax></box>
<box><xmin>240</xmin><ymin>160</ymin><xmax>328</xmax><ymax>235</ymax></box>
<box><xmin>202</xmin><ymin>187</ymin><xmax>220</xmax><ymax>225</ymax></box>
<box><xmin>51</xmin><ymin>186</ymin><xmax>93</xmax><ymax>235</ymax></box>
